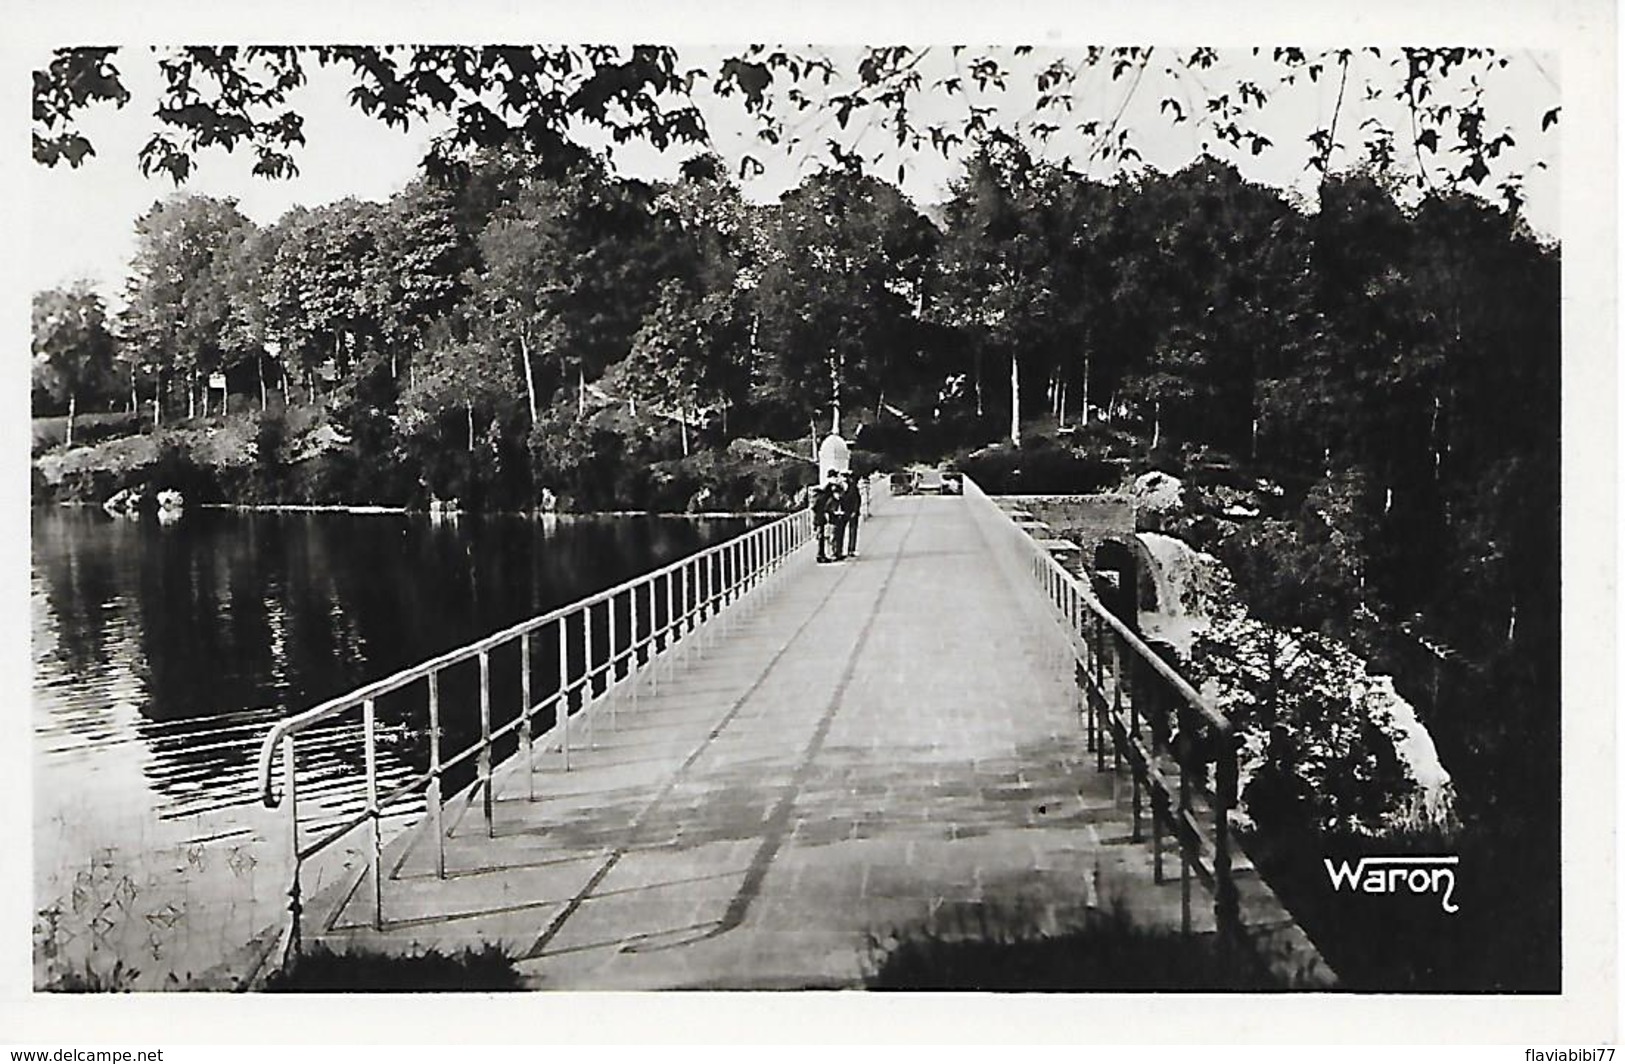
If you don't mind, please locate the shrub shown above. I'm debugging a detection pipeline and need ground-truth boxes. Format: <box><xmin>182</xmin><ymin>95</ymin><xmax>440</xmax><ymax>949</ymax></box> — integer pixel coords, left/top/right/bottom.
<box><xmin>255</xmin><ymin>409</ymin><xmax>287</xmax><ymax>496</ymax></box>
<box><xmin>263</xmin><ymin>943</ymin><xmax>524</xmax><ymax>992</ymax></box>
<box><xmin>146</xmin><ymin>437</ymin><xmax>212</xmax><ymax>501</ymax></box>
<box><xmin>867</xmin><ymin>900</ymin><xmax>1291</xmax><ymax>991</ymax></box>
<box><xmin>956</xmin><ymin>442</ymin><xmax>1120</xmax><ymax>494</ymax></box>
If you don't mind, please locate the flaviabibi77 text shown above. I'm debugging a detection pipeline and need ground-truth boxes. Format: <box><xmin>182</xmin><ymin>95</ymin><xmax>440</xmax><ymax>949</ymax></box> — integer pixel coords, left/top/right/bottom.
<box><xmin>1525</xmin><ymin>1051</ymin><xmax>1615</xmax><ymax>1062</ymax></box>
<box><xmin>1322</xmin><ymin>855</ymin><xmax>1460</xmax><ymax>913</ymax></box>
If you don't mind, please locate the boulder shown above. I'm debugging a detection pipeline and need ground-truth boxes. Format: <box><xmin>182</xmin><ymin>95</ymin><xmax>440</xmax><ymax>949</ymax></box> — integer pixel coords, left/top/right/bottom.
<box><xmin>102</xmin><ymin>487</ymin><xmax>143</xmax><ymax>516</ymax></box>
<box><xmin>1132</xmin><ymin>471</ymin><xmax>1187</xmax><ymax>532</ymax></box>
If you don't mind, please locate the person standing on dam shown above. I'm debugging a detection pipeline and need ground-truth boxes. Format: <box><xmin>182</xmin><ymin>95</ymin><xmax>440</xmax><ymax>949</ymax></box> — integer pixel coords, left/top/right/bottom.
<box><xmin>813</xmin><ymin>469</ymin><xmax>843</xmax><ymax>563</ymax></box>
<box><xmin>839</xmin><ymin>471</ymin><xmax>862</xmax><ymax>558</ymax></box>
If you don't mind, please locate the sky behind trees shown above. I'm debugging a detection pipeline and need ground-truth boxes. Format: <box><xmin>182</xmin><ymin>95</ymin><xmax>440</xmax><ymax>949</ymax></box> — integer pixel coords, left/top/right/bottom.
<box><xmin>26</xmin><ymin>34</ymin><xmax>1562</xmax><ymax>307</ymax></box>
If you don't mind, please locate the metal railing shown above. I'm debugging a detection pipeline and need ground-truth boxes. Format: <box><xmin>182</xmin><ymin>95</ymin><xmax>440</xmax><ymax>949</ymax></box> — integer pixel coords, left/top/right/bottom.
<box><xmin>254</xmin><ymin>508</ymin><xmax>815</xmax><ymax>960</ymax></box>
<box><xmin>963</xmin><ymin>477</ymin><xmax>1241</xmax><ymax>940</ymax></box>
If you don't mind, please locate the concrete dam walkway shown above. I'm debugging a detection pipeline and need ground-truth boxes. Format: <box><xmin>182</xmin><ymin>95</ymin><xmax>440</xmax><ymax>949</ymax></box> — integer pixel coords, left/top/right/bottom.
<box><xmin>296</xmin><ymin>492</ymin><xmax>1327</xmax><ymax>989</ymax></box>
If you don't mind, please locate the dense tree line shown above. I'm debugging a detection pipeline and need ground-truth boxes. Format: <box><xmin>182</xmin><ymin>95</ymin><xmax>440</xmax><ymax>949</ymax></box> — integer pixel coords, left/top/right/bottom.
<box><xmin>35</xmin><ymin>146</ymin><xmax>1557</xmax><ymax>661</ymax></box>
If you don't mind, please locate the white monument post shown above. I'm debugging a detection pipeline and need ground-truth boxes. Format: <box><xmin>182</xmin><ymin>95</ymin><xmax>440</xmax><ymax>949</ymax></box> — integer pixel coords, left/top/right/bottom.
<box><xmin>818</xmin><ymin>432</ymin><xmax>850</xmax><ymax>484</ymax></box>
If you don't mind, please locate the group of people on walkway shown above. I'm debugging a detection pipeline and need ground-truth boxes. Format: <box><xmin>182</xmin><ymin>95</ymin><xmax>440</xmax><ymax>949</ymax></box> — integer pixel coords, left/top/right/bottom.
<box><xmin>811</xmin><ymin>469</ymin><xmax>863</xmax><ymax>563</ymax></box>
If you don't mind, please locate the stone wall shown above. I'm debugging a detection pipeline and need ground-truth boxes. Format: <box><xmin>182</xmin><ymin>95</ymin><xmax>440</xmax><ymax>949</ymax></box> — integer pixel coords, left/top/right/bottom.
<box><xmin>997</xmin><ymin>493</ymin><xmax>1134</xmax><ymax>560</ymax></box>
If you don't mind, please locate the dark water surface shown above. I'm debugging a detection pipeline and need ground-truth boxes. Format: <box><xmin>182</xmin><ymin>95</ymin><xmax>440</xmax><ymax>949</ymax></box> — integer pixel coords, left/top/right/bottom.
<box><xmin>30</xmin><ymin>506</ymin><xmax>755</xmax><ymax>985</ymax></box>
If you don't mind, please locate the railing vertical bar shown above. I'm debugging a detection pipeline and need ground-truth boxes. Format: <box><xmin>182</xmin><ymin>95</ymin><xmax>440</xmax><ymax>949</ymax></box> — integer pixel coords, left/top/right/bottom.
<box><xmin>428</xmin><ymin>671</ymin><xmax>445</xmax><ymax>877</ymax></box>
<box><xmin>651</xmin><ymin>575</ymin><xmax>663</xmax><ymax>694</ymax></box>
<box><xmin>479</xmin><ymin>650</ymin><xmax>493</xmax><ymax>837</ymax></box>
<box><xmin>521</xmin><ymin>633</ymin><xmax>534</xmax><ymax>802</ymax></box>
<box><xmin>1113</xmin><ymin>641</ymin><xmax>1124</xmax><ymax>777</ymax></box>
<box><xmin>631</xmin><ymin>578</ymin><xmax>642</xmax><ymax>714</ymax></box>
<box><xmin>558</xmin><ymin>615</ymin><xmax>570</xmax><ymax>771</ymax></box>
<box><xmin>281</xmin><ymin>734</ymin><xmax>302</xmax><ymax>960</ymax></box>
<box><xmin>584</xmin><ymin>601</ymin><xmax>596</xmax><ymax>746</ymax></box>
<box><xmin>1179</xmin><ymin>700</ymin><xmax>1193</xmax><ymax>936</ymax></box>
<box><xmin>363</xmin><ymin>697</ymin><xmax>382</xmax><ymax>930</ymax></box>
<box><xmin>1095</xmin><ymin>614</ymin><xmax>1108</xmax><ymax>772</ymax></box>
<box><xmin>607</xmin><ymin>591</ymin><xmax>619</xmax><ymax>730</ymax></box>
<box><xmin>1216</xmin><ymin>731</ymin><xmax>1239</xmax><ymax>945</ymax></box>
<box><xmin>681</xmin><ymin>562</ymin><xmax>691</xmax><ymax>635</ymax></box>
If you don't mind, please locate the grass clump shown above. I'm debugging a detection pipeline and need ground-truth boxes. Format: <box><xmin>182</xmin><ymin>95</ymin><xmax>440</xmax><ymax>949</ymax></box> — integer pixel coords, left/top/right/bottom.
<box><xmin>867</xmin><ymin>901</ymin><xmax>1290</xmax><ymax>992</ymax></box>
<box><xmin>263</xmin><ymin>942</ymin><xmax>525</xmax><ymax>992</ymax></box>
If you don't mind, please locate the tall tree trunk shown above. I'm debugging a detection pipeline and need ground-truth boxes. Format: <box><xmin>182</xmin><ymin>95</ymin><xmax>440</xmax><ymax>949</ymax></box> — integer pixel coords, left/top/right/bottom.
<box><xmin>519</xmin><ymin>331</ymin><xmax>538</xmax><ymax>426</ymax></box>
<box><xmin>1008</xmin><ymin>351</ymin><xmax>1020</xmax><ymax>446</ymax></box>
<box><xmin>577</xmin><ymin>365</ymin><xmax>586</xmax><ymax>419</ymax></box>
<box><xmin>467</xmin><ymin>405</ymin><xmax>475</xmax><ymax>451</ymax></box>
<box><xmin>1151</xmin><ymin>401</ymin><xmax>1162</xmax><ymax>450</ymax></box>
<box><xmin>1081</xmin><ymin>349</ymin><xmax>1090</xmax><ymax>426</ymax></box>
<box><xmin>66</xmin><ymin>394</ymin><xmax>76</xmax><ymax>448</ymax></box>
<box><xmin>258</xmin><ymin>356</ymin><xmax>267</xmax><ymax>412</ymax></box>
<box><xmin>187</xmin><ymin>369</ymin><xmax>196</xmax><ymax>420</ymax></box>
<box><xmin>129</xmin><ymin>366</ymin><xmax>137</xmax><ymax>418</ymax></box>
<box><xmin>1058</xmin><ymin>381</ymin><xmax>1068</xmax><ymax>429</ymax></box>
<box><xmin>974</xmin><ymin>348</ymin><xmax>984</xmax><ymax>416</ymax></box>
<box><xmin>680</xmin><ymin>406</ymin><xmax>690</xmax><ymax>457</ymax></box>
<box><xmin>830</xmin><ymin>356</ymin><xmax>842</xmax><ymax>435</ymax></box>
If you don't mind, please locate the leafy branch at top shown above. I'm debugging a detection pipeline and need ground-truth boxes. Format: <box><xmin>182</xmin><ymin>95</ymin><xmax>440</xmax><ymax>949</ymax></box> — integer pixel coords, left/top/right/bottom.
<box><xmin>34</xmin><ymin>44</ymin><xmax>1555</xmax><ymax>203</ymax></box>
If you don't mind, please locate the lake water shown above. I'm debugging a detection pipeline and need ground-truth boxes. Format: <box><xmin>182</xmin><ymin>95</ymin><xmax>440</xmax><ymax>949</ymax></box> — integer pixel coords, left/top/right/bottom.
<box><xmin>30</xmin><ymin>506</ymin><xmax>757</xmax><ymax>988</ymax></box>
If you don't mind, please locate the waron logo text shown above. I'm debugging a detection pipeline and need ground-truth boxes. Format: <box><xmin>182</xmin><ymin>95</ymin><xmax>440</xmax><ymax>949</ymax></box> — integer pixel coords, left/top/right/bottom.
<box><xmin>1323</xmin><ymin>855</ymin><xmax>1460</xmax><ymax>913</ymax></box>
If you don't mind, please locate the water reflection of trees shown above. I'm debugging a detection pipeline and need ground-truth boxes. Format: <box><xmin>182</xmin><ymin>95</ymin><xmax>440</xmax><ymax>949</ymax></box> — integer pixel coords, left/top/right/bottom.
<box><xmin>34</xmin><ymin>512</ymin><xmax>140</xmax><ymax>682</ymax></box>
<box><xmin>35</xmin><ymin>510</ymin><xmax>745</xmax><ymax>820</ymax></box>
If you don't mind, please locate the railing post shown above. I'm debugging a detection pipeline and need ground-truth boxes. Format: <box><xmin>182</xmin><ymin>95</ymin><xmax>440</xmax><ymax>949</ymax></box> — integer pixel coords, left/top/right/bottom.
<box><xmin>363</xmin><ymin>697</ymin><xmax>383</xmax><ymax>930</ymax></box>
<box><xmin>558</xmin><ymin>615</ymin><xmax>570</xmax><ymax>771</ymax></box>
<box><xmin>521</xmin><ymin>632</ymin><xmax>535</xmax><ymax>802</ymax></box>
<box><xmin>1178</xmin><ymin>699</ymin><xmax>1193</xmax><ymax>937</ymax></box>
<box><xmin>1149</xmin><ymin>700</ymin><xmax>1163</xmax><ymax>882</ymax></box>
<box><xmin>608</xmin><ymin>590</ymin><xmax>619</xmax><ymax>686</ymax></box>
<box><xmin>698</xmin><ymin>555</ymin><xmax>710</xmax><ymax>643</ymax></box>
<box><xmin>650</xmin><ymin>575</ymin><xmax>663</xmax><ymax>695</ymax></box>
<box><xmin>1149</xmin><ymin>673</ymin><xmax>1165</xmax><ymax>884</ymax></box>
<box><xmin>607</xmin><ymin>592</ymin><xmax>619</xmax><ymax>730</ymax></box>
<box><xmin>1215</xmin><ymin>729</ymin><xmax>1240</xmax><ymax>946</ymax></box>
<box><xmin>1095</xmin><ymin>614</ymin><xmax>1108</xmax><ymax>773</ymax></box>
<box><xmin>281</xmin><ymin>734</ymin><xmax>302</xmax><ymax>960</ymax></box>
<box><xmin>705</xmin><ymin>551</ymin><xmax>713</xmax><ymax>623</ymax></box>
<box><xmin>479</xmin><ymin>650</ymin><xmax>493</xmax><ymax>837</ymax></box>
<box><xmin>631</xmin><ymin>580</ymin><xmax>642</xmax><ymax>713</ymax></box>
<box><xmin>591</xmin><ymin>604</ymin><xmax>604</xmax><ymax>743</ymax></box>
<box><xmin>1125</xmin><ymin>656</ymin><xmax>1139</xmax><ymax>842</ymax></box>
<box><xmin>428</xmin><ymin>671</ymin><xmax>445</xmax><ymax>877</ymax></box>
<box><xmin>680</xmin><ymin>562</ymin><xmax>691</xmax><ymax>635</ymax></box>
